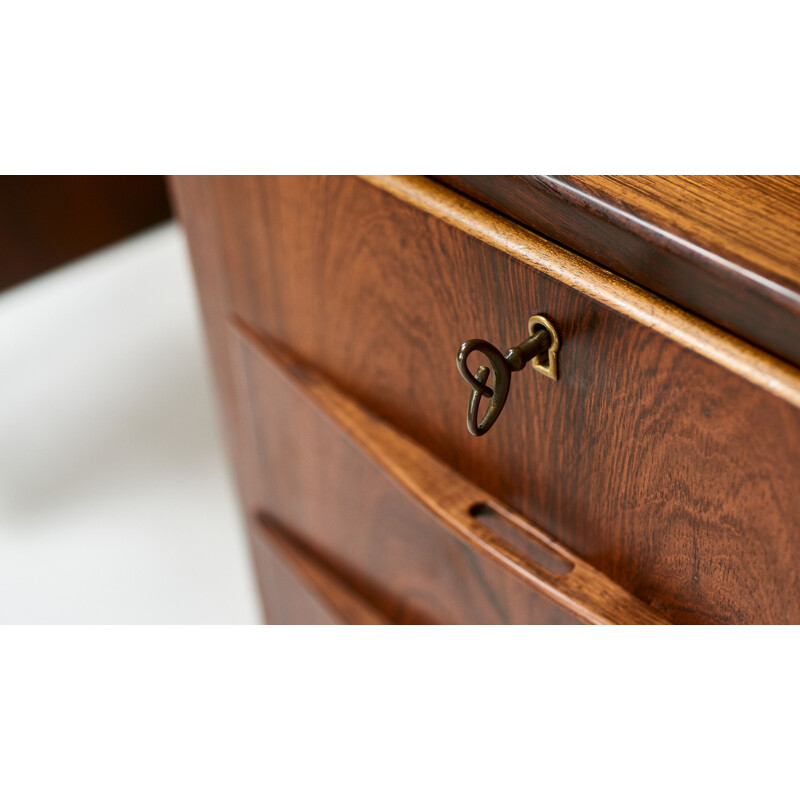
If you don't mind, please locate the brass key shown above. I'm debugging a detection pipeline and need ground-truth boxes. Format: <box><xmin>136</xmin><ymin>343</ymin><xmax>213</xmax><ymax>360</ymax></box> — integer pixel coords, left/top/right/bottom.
<box><xmin>456</xmin><ymin>315</ymin><xmax>560</xmax><ymax>436</ymax></box>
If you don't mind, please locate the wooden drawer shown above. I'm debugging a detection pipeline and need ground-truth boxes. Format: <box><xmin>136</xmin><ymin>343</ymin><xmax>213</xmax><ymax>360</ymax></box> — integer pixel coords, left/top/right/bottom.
<box><xmin>173</xmin><ymin>175</ymin><xmax>800</xmax><ymax>624</ymax></box>
<box><xmin>232</xmin><ymin>323</ymin><xmax>664</xmax><ymax>624</ymax></box>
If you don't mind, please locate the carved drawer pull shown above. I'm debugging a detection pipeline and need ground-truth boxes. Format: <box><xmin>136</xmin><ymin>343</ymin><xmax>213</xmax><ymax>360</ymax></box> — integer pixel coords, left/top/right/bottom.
<box><xmin>457</xmin><ymin>315</ymin><xmax>559</xmax><ymax>436</ymax></box>
<box><xmin>233</xmin><ymin>320</ymin><xmax>668</xmax><ymax>625</ymax></box>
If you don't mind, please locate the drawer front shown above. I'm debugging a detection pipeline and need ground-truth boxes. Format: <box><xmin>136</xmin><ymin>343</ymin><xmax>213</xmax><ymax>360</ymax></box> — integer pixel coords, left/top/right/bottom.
<box><xmin>251</xmin><ymin>530</ymin><xmax>343</xmax><ymax>625</ymax></box>
<box><xmin>234</xmin><ymin>328</ymin><xmax>580</xmax><ymax>624</ymax></box>
<box><xmin>251</xmin><ymin>515</ymin><xmax>393</xmax><ymax>625</ymax></box>
<box><xmin>174</xmin><ymin>175</ymin><xmax>800</xmax><ymax>624</ymax></box>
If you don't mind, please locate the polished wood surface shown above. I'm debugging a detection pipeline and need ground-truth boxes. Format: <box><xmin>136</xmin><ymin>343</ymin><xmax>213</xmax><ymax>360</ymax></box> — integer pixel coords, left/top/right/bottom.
<box><xmin>238</xmin><ymin>322</ymin><xmax>667</xmax><ymax>625</ymax></box>
<box><xmin>250</xmin><ymin>526</ymin><xmax>346</xmax><ymax>625</ymax></box>
<box><xmin>172</xmin><ymin>175</ymin><xmax>800</xmax><ymax>624</ymax></box>
<box><xmin>0</xmin><ymin>176</ymin><xmax>171</xmax><ymax>291</ymax></box>
<box><xmin>257</xmin><ymin>516</ymin><xmax>392</xmax><ymax>624</ymax></box>
<box><xmin>366</xmin><ymin>175</ymin><xmax>800</xmax><ymax>411</ymax></box>
<box><xmin>172</xmin><ymin>176</ymin><xmax>576</xmax><ymax>623</ymax></box>
<box><xmin>437</xmin><ymin>175</ymin><xmax>800</xmax><ymax>369</ymax></box>
<box><xmin>234</xmin><ymin>324</ymin><xmax>579</xmax><ymax>624</ymax></box>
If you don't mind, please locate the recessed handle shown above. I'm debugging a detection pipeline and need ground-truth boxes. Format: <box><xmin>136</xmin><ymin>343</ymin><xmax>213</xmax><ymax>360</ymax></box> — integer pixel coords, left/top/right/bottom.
<box><xmin>456</xmin><ymin>315</ymin><xmax>560</xmax><ymax>436</ymax></box>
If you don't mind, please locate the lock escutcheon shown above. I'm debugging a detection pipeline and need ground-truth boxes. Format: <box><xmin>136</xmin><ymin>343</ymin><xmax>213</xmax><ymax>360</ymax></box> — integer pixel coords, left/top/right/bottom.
<box><xmin>528</xmin><ymin>314</ymin><xmax>559</xmax><ymax>381</ymax></box>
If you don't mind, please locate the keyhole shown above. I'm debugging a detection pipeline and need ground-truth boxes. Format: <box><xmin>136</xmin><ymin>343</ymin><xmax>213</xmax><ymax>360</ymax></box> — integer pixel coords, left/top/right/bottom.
<box><xmin>528</xmin><ymin>315</ymin><xmax>559</xmax><ymax>381</ymax></box>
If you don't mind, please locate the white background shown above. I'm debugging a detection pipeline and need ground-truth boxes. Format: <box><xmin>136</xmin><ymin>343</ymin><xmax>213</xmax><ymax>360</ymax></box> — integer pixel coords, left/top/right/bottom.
<box><xmin>0</xmin><ymin>224</ymin><xmax>261</xmax><ymax>623</ymax></box>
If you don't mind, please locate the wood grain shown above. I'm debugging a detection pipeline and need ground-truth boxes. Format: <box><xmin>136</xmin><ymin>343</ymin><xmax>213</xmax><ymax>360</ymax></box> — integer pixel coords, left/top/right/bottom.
<box><xmin>232</xmin><ymin>323</ymin><xmax>580</xmax><ymax>625</ymax></box>
<box><xmin>256</xmin><ymin>515</ymin><xmax>392</xmax><ymax>624</ymax></box>
<box><xmin>237</xmin><ymin>322</ymin><xmax>667</xmax><ymax>625</ymax></box>
<box><xmin>250</xmin><ymin>527</ymin><xmax>343</xmax><ymax>625</ymax></box>
<box><xmin>0</xmin><ymin>175</ymin><xmax>171</xmax><ymax>291</ymax></box>
<box><xmin>365</xmin><ymin>175</ymin><xmax>800</xmax><ymax>411</ymax></box>
<box><xmin>172</xmin><ymin>175</ymin><xmax>800</xmax><ymax>624</ymax></box>
<box><xmin>437</xmin><ymin>175</ymin><xmax>800</xmax><ymax>369</ymax></box>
